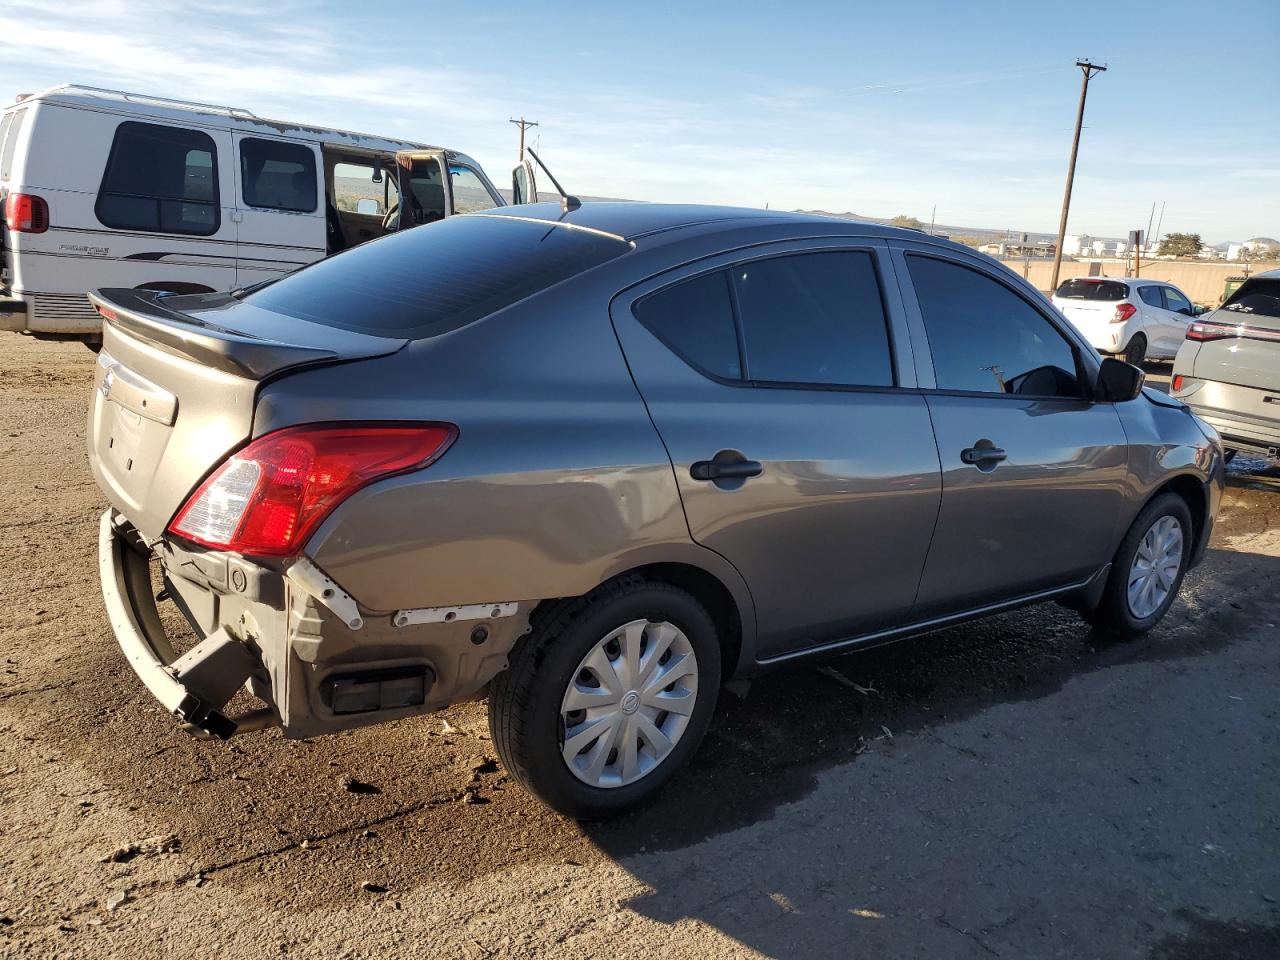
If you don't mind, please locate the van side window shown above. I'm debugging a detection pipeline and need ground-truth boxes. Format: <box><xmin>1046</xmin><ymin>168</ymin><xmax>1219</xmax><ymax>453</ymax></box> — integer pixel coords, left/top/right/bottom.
<box><xmin>0</xmin><ymin>108</ymin><xmax>27</xmax><ymax>180</ymax></box>
<box><xmin>907</xmin><ymin>254</ymin><xmax>1081</xmax><ymax>398</ymax></box>
<box><xmin>240</xmin><ymin>139</ymin><xmax>317</xmax><ymax>213</ymax></box>
<box><xmin>96</xmin><ymin>122</ymin><xmax>219</xmax><ymax>236</ymax></box>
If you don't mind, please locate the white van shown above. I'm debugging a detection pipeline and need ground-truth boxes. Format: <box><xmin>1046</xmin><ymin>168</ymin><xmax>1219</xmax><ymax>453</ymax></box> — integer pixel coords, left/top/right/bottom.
<box><xmin>0</xmin><ymin>85</ymin><xmax>509</xmax><ymax>345</ymax></box>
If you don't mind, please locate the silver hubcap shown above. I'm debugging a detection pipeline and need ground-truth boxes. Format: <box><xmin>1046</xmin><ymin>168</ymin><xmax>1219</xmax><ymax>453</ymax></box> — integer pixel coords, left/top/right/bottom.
<box><xmin>559</xmin><ymin>619</ymin><xmax>698</xmax><ymax>789</ymax></box>
<box><xmin>1127</xmin><ymin>515</ymin><xmax>1184</xmax><ymax>619</ymax></box>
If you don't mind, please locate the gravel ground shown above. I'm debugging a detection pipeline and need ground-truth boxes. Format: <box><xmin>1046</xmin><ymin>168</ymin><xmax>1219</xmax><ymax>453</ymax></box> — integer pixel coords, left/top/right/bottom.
<box><xmin>0</xmin><ymin>335</ymin><xmax>1277</xmax><ymax>959</ymax></box>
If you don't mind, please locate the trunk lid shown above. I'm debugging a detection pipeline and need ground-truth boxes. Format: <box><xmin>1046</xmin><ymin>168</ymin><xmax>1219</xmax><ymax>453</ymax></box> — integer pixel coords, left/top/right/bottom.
<box><xmin>87</xmin><ymin>289</ymin><xmax>406</xmax><ymax>541</ymax></box>
<box><xmin>1192</xmin><ymin>279</ymin><xmax>1280</xmax><ymax>393</ymax></box>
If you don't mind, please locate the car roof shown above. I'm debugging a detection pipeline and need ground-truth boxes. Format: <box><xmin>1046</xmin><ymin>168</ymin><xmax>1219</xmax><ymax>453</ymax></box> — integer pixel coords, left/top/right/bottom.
<box><xmin>476</xmin><ymin>201</ymin><xmax>955</xmax><ymax>245</ymax></box>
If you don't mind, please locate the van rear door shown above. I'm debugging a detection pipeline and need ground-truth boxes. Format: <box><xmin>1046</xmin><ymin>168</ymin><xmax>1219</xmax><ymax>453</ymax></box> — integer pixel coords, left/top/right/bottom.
<box><xmin>231</xmin><ymin>133</ymin><xmax>325</xmax><ymax>288</ymax></box>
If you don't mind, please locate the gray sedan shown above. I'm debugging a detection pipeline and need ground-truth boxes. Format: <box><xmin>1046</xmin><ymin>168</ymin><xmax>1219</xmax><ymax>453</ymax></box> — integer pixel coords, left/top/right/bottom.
<box><xmin>88</xmin><ymin>203</ymin><xmax>1225</xmax><ymax>817</ymax></box>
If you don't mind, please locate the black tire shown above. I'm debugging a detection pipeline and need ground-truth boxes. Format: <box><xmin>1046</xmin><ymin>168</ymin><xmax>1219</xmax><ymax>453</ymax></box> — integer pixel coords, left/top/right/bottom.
<box><xmin>1123</xmin><ymin>333</ymin><xmax>1147</xmax><ymax>366</ymax></box>
<box><xmin>488</xmin><ymin>577</ymin><xmax>721</xmax><ymax>819</ymax></box>
<box><xmin>1082</xmin><ymin>492</ymin><xmax>1193</xmax><ymax>639</ymax></box>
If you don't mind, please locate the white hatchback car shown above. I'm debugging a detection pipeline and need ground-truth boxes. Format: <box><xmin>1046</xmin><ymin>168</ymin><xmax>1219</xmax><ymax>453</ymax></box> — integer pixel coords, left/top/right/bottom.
<box><xmin>1052</xmin><ymin>277</ymin><xmax>1202</xmax><ymax>364</ymax></box>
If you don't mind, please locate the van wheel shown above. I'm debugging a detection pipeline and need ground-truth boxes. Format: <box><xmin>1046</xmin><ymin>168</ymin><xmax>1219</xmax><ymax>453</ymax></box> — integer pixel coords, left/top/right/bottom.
<box><xmin>1082</xmin><ymin>493</ymin><xmax>1192</xmax><ymax>639</ymax></box>
<box><xmin>489</xmin><ymin>578</ymin><xmax>720</xmax><ymax>819</ymax></box>
<box><xmin>1123</xmin><ymin>334</ymin><xmax>1147</xmax><ymax>366</ymax></box>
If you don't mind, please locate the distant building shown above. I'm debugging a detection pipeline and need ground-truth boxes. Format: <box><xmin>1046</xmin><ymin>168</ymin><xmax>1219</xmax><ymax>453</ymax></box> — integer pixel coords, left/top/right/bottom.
<box><xmin>1063</xmin><ymin>234</ymin><xmax>1089</xmax><ymax>257</ymax></box>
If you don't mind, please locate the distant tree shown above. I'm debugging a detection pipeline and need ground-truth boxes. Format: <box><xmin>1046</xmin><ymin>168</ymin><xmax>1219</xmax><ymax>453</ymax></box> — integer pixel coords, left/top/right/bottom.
<box><xmin>1158</xmin><ymin>233</ymin><xmax>1203</xmax><ymax>257</ymax></box>
<box><xmin>950</xmin><ymin>235</ymin><xmax>982</xmax><ymax>248</ymax></box>
<box><xmin>889</xmin><ymin>215</ymin><xmax>923</xmax><ymax>230</ymax></box>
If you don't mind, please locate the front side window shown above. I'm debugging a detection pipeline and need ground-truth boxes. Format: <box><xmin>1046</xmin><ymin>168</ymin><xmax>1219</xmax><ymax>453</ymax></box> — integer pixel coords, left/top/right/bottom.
<box><xmin>449</xmin><ymin>164</ymin><xmax>499</xmax><ymax>214</ymax></box>
<box><xmin>633</xmin><ymin>270</ymin><xmax>741</xmax><ymax>380</ymax></box>
<box><xmin>240</xmin><ymin>138</ymin><xmax>317</xmax><ymax>213</ymax></box>
<box><xmin>96</xmin><ymin>121</ymin><xmax>219</xmax><ymax>235</ymax></box>
<box><xmin>908</xmin><ymin>255</ymin><xmax>1081</xmax><ymax>398</ymax></box>
<box><xmin>1138</xmin><ymin>286</ymin><xmax>1163</xmax><ymax>308</ymax></box>
<box><xmin>733</xmin><ymin>251</ymin><xmax>894</xmax><ymax>387</ymax></box>
<box><xmin>1163</xmin><ymin>287</ymin><xmax>1193</xmax><ymax>316</ymax></box>
<box><xmin>1</xmin><ymin>107</ymin><xmax>27</xmax><ymax>180</ymax></box>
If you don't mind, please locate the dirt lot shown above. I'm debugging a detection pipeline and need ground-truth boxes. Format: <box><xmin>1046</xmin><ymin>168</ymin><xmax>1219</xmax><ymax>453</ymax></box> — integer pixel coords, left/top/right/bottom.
<box><xmin>1</xmin><ymin>334</ymin><xmax>1277</xmax><ymax>959</ymax></box>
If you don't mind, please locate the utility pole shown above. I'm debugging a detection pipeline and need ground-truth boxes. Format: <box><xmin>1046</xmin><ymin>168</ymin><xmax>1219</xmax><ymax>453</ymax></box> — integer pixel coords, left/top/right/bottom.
<box><xmin>1152</xmin><ymin>200</ymin><xmax>1166</xmax><ymax>254</ymax></box>
<box><xmin>509</xmin><ymin>117</ymin><xmax>539</xmax><ymax>159</ymax></box>
<box><xmin>1049</xmin><ymin>59</ymin><xmax>1107</xmax><ymax>293</ymax></box>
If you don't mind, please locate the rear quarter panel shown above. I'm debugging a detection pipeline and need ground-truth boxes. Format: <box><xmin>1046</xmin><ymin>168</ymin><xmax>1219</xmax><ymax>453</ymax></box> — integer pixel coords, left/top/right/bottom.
<box><xmin>256</xmin><ymin>265</ymin><xmax>755</xmax><ymax>641</ymax></box>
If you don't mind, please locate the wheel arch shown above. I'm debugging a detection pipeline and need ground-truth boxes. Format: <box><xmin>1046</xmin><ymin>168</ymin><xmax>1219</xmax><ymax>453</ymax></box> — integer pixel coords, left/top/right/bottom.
<box><xmin>1144</xmin><ymin>472</ymin><xmax>1209</xmax><ymax>557</ymax></box>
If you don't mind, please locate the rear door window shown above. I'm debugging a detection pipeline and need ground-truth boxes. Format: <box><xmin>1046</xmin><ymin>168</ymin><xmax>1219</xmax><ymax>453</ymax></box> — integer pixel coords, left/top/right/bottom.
<box><xmin>243</xmin><ymin>214</ymin><xmax>630</xmax><ymax>339</ymax></box>
<box><xmin>633</xmin><ymin>271</ymin><xmax>741</xmax><ymax>380</ymax></box>
<box><xmin>0</xmin><ymin>107</ymin><xmax>27</xmax><ymax>180</ymax></box>
<box><xmin>96</xmin><ymin>121</ymin><xmax>219</xmax><ymax>235</ymax></box>
<box><xmin>240</xmin><ymin>138</ymin><xmax>317</xmax><ymax>212</ymax></box>
<box><xmin>1138</xmin><ymin>286</ymin><xmax>1163</xmax><ymax>308</ymax></box>
<box><xmin>908</xmin><ymin>254</ymin><xmax>1082</xmax><ymax>398</ymax></box>
<box><xmin>733</xmin><ymin>251</ymin><xmax>894</xmax><ymax>387</ymax></box>
<box><xmin>1055</xmin><ymin>279</ymin><xmax>1128</xmax><ymax>301</ymax></box>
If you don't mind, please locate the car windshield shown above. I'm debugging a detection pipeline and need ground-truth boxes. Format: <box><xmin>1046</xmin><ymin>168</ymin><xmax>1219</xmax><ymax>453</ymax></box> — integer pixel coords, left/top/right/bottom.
<box><xmin>1055</xmin><ymin>279</ymin><xmax>1128</xmax><ymax>301</ymax></box>
<box><xmin>1222</xmin><ymin>278</ymin><xmax>1280</xmax><ymax>319</ymax></box>
<box><xmin>243</xmin><ymin>215</ymin><xmax>631</xmax><ymax>339</ymax></box>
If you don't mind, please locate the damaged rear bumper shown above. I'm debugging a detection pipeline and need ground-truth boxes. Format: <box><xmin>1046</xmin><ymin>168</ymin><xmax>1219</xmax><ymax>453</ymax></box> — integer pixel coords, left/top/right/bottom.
<box><xmin>99</xmin><ymin>509</ymin><xmax>533</xmax><ymax>741</ymax></box>
<box><xmin>98</xmin><ymin>510</ymin><xmax>272</xmax><ymax>739</ymax></box>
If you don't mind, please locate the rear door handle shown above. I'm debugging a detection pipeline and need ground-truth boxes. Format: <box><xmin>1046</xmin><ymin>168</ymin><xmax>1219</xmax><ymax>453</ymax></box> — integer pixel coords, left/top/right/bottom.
<box><xmin>690</xmin><ymin>458</ymin><xmax>763</xmax><ymax>481</ymax></box>
<box><xmin>960</xmin><ymin>445</ymin><xmax>1007</xmax><ymax>465</ymax></box>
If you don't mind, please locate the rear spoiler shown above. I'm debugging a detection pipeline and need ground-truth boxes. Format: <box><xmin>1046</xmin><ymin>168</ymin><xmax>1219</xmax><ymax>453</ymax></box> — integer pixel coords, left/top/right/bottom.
<box><xmin>88</xmin><ymin>289</ymin><xmax>398</xmax><ymax>380</ymax></box>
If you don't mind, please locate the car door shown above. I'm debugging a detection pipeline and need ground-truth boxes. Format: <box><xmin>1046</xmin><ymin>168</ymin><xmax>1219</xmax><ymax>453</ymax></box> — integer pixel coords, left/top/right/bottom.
<box><xmin>1136</xmin><ymin>284</ymin><xmax>1170</xmax><ymax>354</ymax></box>
<box><xmin>1160</xmin><ymin>285</ymin><xmax>1196</xmax><ymax>354</ymax></box>
<box><xmin>893</xmin><ymin>245</ymin><xmax>1130</xmax><ymax>615</ymax></box>
<box><xmin>610</xmin><ymin>239</ymin><xmax>942</xmax><ymax>658</ymax></box>
<box><xmin>231</xmin><ymin>133</ymin><xmax>325</xmax><ymax>287</ymax></box>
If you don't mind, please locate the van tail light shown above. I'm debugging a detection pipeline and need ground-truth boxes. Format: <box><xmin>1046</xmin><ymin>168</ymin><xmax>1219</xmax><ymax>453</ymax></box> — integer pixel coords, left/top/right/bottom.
<box><xmin>1185</xmin><ymin>320</ymin><xmax>1237</xmax><ymax>342</ymax></box>
<box><xmin>1111</xmin><ymin>303</ymin><xmax>1137</xmax><ymax>324</ymax></box>
<box><xmin>4</xmin><ymin>193</ymin><xmax>48</xmax><ymax>233</ymax></box>
<box><xmin>169</xmin><ymin>423</ymin><xmax>456</xmax><ymax>557</ymax></box>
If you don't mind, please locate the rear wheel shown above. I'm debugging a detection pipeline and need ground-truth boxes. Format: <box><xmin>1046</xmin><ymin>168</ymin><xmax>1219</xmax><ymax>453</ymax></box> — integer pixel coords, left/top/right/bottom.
<box><xmin>1082</xmin><ymin>493</ymin><xmax>1192</xmax><ymax>639</ymax></box>
<box><xmin>489</xmin><ymin>578</ymin><xmax>720</xmax><ymax>819</ymax></box>
<box><xmin>1123</xmin><ymin>333</ymin><xmax>1147</xmax><ymax>366</ymax></box>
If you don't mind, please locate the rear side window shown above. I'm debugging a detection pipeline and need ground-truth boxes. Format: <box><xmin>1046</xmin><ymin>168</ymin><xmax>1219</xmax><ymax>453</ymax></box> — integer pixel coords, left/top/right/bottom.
<box><xmin>634</xmin><ymin>271</ymin><xmax>741</xmax><ymax>379</ymax></box>
<box><xmin>243</xmin><ymin>214</ymin><xmax>630</xmax><ymax>339</ymax></box>
<box><xmin>733</xmin><ymin>251</ymin><xmax>893</xmax><ymax>387</ymax></box>
<box><xmin>96</xmin><ymin>122</ymin><xmax>219</xmax><ymax>235</ymax></box>
<box><xmin>240</xmin><ymin>138</ymin><xmax>316</xmax><ymax>213</ymax></box>
<box><xmin>0</xmin><ymin>108</ymin><xmax>26</xmax><ymax>180</ymax></box>
<box><xmin>1055</xmin><ymin>278</ymin><xmax>1128</xmax><ymax>301</ymax></box>
<box><xmin>1223</xmin><ymin>278</ymin><xmax>1280</xmax><ymax>319</ymax></box>
<box><xmin>908</xmin><ymin>255</ymin><xmax>1081</xmax><ymax>398</ymax></box>
<box><xmin>1138</xmin><ymin>286</ymin><xmax>1163</xmax><ymax>308</ymax></box>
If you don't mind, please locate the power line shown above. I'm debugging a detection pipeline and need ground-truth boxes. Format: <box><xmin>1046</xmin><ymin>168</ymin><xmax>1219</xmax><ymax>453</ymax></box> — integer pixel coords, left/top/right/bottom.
<box><xmin>1049</xmin><ymin>59</ymin><xmax>1107</xmax><ymax>293</ymax></box>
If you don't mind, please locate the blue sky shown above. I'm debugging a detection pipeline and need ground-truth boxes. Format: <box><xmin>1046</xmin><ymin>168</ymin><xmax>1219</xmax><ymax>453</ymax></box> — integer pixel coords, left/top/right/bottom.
<box><xmin>1</xmin><ymin>0</ymin><xmax>1276</xmax><ymax>241</ymax></box>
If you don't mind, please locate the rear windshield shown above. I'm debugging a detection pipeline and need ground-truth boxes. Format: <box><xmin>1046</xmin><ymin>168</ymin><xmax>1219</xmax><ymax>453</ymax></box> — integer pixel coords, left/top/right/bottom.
<box><xmin>1222</xmin><ymin>278</ymin><xmax>1280</xmax><ymax>320</ymax></box>
<box><xmin>243</xmin><ymin>215</ymin><xmax>631</xmax><ymax>338</ymax></box>
<box><xmin>1055</xmin><ymin>279</ymin><xmax>1128</xmax><ymax>301</ymax></box>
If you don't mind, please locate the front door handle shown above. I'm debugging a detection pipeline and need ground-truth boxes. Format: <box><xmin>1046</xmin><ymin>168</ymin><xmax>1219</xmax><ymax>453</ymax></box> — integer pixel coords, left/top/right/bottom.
<box><xmin>960</xmin><ymin>443</ymin><xmax>1007</xmax><ymax>466</ymax></box>
<box><xmin>690</xmin><ymin>458</ymin><xmax>763</xmax><ymax>481</ymax></box>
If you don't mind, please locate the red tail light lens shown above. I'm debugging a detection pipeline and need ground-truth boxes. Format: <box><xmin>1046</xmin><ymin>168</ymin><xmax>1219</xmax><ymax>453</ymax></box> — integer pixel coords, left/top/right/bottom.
<box><xmin>1171</xmin><ymin>375</ymin><xmax>1184</xmax><ymax>392</ymax></box>
<box><xmin>1185</xmin><ymin>320</ymin><xmax>1236</xmax><ymax>342</ymax></box>
<box><xmin>1111</xmin><ymin>303</ymin><xmax>1137</xmax><ymax>324</ymax></box>
<box><xmin>169</xmin><ymin>423</ymin><xmax>456</xmax><ymax>557</ymax></box>
<box><xmin>4</xmin><ymin>193</ymin><xmax>49</xmax><ymax>233</ymax></box>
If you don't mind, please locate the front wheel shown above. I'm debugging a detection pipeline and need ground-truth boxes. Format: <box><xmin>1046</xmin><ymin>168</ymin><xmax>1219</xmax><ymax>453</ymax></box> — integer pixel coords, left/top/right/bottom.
<box><xmin>488</xmin><ymin>579</ymin><xmax>721</xmax><ymax>819</ymax></box>
<box><xmin>1082</xmin><ymin>493</ymin><xmax>1192</xmax><ymax>639</ymax></box>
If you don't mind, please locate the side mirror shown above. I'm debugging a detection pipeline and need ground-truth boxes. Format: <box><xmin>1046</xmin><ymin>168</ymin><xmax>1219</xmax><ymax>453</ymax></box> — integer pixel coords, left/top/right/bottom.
<box><xmin>355</xmin><ymin>197</ymin><xmax>380</xmax><ymax>217</ymax></box>
<box><xmin>1097</xmin><ymin>356</ymin><xmax>1145</xmax><ymax>402</ymax></box>
<box><xmin>1193</xmin><ymin>304</ymin><xmax>1210</xmax><ymax>316</ymax></box>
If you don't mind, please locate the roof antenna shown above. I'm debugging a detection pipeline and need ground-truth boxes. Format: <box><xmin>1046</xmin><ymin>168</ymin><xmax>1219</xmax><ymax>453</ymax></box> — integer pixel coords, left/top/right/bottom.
<box><xmin>526</xmin><ymin>148</ymin><xmax>580</xmax><ymax>213</ymax></box>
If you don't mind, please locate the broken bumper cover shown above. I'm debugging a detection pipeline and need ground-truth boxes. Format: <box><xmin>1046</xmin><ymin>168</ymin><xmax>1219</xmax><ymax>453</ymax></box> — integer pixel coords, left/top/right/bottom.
<box><xmin>98</xmin><ymin>510</ymin><xmax>269</xmax><ymax>740</ymax></box>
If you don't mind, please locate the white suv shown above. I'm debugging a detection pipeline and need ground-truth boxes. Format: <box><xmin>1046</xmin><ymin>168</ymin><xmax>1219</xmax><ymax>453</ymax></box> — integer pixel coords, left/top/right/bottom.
<box><xmin>1052</xmin><ymin>277</ymin><xmax>1201</xmax><ymax>364</ymax></box>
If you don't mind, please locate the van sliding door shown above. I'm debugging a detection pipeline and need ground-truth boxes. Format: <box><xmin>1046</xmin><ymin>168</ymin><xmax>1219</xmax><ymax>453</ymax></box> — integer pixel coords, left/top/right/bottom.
<box><xmin>231</xmin><ymin>134</ymin><xmax>325</xmax><ymax>288</ymax></box>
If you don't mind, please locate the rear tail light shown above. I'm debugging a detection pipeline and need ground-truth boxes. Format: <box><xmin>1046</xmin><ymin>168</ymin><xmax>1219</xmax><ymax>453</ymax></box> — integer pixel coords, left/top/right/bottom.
<box><xmin>4</xmin><ymin>193</ymin><xmax>48</xmax><ymax>233</ymax></box>
<box><xmin>169</xmin><ymin>423</ymin><xmax>456</xmax><ymax>557</ymax></box>
<box><xmin>1111</xmin><ymin>303</ymin><xmax>1137</xmax><ymax>324</ymax></box>
<box><xmin>1186</xmin><ymin>320</ymin><xmax>1237</xmax><ymax>342</ymax></box>
<box><xmin>1171</xmin><ymin>375</ymin><xmax>1184</xmax><ymax>392</ymax></box>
